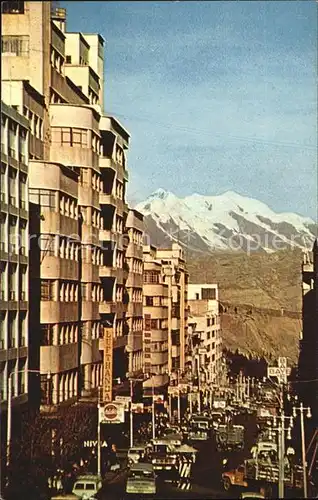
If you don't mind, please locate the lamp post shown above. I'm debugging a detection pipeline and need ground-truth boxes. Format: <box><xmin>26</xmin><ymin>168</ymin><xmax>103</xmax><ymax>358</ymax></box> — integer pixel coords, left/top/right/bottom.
<box><xmin>128</xmin><ymin>376</ymin><xmax>146</xmax><ymax>448</ymax></box>
<box><xmin>292</xmin><ymin>403</ymin><xmax>311</xmax><ymax>498</ymax></box>
<box><xmin>97</xmin><ymin>387</ymin><xmax>102</xmax><ymax>477</ymax></box>
<box><xmin>151</xmin><ymin>379</ymin><xmax>155</xmax><ymax>440</ymax></box>
<box><xmin>6</xmin><ymin>369</ymin><xmax>51</xmax><ymax>470</ymax></box>
<box><xmin>267</xmin><ymin>413</ymin><xmax>294</xmax><ymax>499</ymax></box>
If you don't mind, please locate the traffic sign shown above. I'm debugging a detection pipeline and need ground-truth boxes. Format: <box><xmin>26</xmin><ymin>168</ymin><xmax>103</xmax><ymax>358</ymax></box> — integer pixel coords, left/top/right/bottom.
<box><xmin>115</xmin><ymin>395</ymin><xmax>131</xmax><ymax>410</ymax></box>
<box><xmin>278</xmin><ymin>357</ymin><xmax>287</xmax><ymax>369</ymax></box>
<box><xmin>267</xmin><ymin>366</ymin><xmax>291</xmax><ymax>383</ymax></box>
<box><xmin>131</xmin><ymin>403</ymin><xmax>144</xmax><ymax>414</ymax></box>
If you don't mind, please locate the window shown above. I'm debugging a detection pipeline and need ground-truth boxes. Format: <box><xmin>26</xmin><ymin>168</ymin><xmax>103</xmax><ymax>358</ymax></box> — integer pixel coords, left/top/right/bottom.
<box><xmin>81</xmin><ymin>283</ymin><xmax>88</xmax><ymax>300</ymax></box>
<box><xmin>143</xmin><ymin>271</ymin><xmax>160</xmax><ymax>284</ymax></box>
<box><xmin>9</xmin><ymin>168</ymin><xmax>17</xmax><ymax>205</ymax></box>
<box><xmin>19</xmin><ymin>265</ymin><xmax>27</xmax><ymax>300</ymax></box>
<box><xmin>2</xmin><ymin>1</ymin><xmax>24</xmax><ymax>13</ymax></box>
<box><xmin>0</xmin><ymin>213</ymin><xmax>6</xmax><ymax>252</ymax></box>
<box><xmin>60</xmin><ymin>127</ymin><xmax>87</xmax><ymax>147</ymax></box>
<box><xmin>19</xmin><ymin>312</ymin><xmax>27</xmax><ymax>346</ymax></box>
<box><xmin>66</xmin><ymin>55</ymin><xmax>72</xmax><ymax>64</ymax></box>
<box><xmin>41</xmin><ymin>280</ymin><xmax>55</xmax><ymax>301</ymax></box>
<box><xmin>2</xmin><ymin>35</ymin><xmax>29</xmax><ymax>56</ymax></box>
<box><xmin>19</xmin><ymin>172</ymin><xmax>27</xmax><ymax>209</ymax></box>
<box><xmin>29</xmin><ymin>188</ymin><xmax>56</xmax><ymax>211</ymax></box>
<box><xmin>145</xmin><ymin>296</ymin><xmax>153</xmax><ymax>307</ymax></box>
<box><xmin>41</xmin><ymin>324</ymin><xmax>54</xmax><ymax>346</ymax></box>
<box><xmin>0</xmin><ymin>312</ymin><xmax>6</xmax><ymax>349</ymax></box>
<box><xmin>201</xmin><ymin>287</ymin><xmax>216</xmax><ymax>300</ymax></box>
<box><xmin>8</xmin><ymin>311</ymin><xmax>17</xmax><ymax>348</ymax></box>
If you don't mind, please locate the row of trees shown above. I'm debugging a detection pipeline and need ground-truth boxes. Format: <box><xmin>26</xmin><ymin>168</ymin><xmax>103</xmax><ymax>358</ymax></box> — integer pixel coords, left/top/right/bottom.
<box><xmin>3</xmin><ymin>404</ymin><xmax>97</xmax><ymax>499</ymax></box>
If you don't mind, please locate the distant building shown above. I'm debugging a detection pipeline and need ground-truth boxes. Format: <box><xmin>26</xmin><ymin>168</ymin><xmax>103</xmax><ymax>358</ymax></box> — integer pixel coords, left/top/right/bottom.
<box><xmin>142</xmin><ymin>245</ymin><xmax>169</xmax><ymax>393</ymax></box>
<box><xmin>299</xmin><ymin>239</ymin><xmax>318</xmax><ymax>425</ymax></box>
<box><xmin>155</xmin><ymin>244</ymin><xmax>189</xmax><ymax>383</ymax></box>
<box><xmin>187</xmin><ymin>284</ymin><xmax>223</xmax><ymax>386</ymax></box>
<box><xmin>142</xmin><ymin>243</ymin><xmax>188</xmax><ymax>394</ymax></box>
<box><xmin>125</xmin><ymin>209</ymin><xmax>144</xmax><ymax>378</ymax></box>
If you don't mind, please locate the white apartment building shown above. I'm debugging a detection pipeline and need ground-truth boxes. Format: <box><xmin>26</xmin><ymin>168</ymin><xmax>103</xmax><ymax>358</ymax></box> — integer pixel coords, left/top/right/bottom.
<box><xmin>187</xmin><ymin>284</ymin><xmax>222</xmax><ymax>385</ymax></box>
<box><xmin>0</xmin><ymin>101</ymin><xmax>30</xmax><ymax>408</ymax></box>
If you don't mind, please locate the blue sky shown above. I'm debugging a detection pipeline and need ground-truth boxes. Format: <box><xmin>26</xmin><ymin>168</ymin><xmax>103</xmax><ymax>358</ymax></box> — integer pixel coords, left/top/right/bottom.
<box><xmin>62</xmin><ymin>0</ymin><xmax>317</xmax><ymax>218</ymax></box>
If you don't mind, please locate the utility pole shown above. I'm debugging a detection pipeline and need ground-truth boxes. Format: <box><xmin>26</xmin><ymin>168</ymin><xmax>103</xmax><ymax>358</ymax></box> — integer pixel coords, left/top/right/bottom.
<box><xmin>197</xmin><ymin>355</ymin><xmax>201</xmax><ymax>414</ymax></box>
<box><xmin>152</xmin><ymin>380</ymin><xmax>155</xmax><ymax>440</ymax></box>
<box><xmin>268</xmin><ymin>411</ymin><xmax>293</xmax><ymax>499</ymax></box>
<box><xmin>129</xmin><ymin>380</ymin><xmax>134</xmax><ymax>448</ymax></box>
<box><xmin>293</xmin><ymin>403</ymin><xmax>312</xmax><ymax>498</ymax></box>
<box><xmin>97</xmin><ymin>387</ymin><xmax>102</xmax><ymax>477</ymax></box>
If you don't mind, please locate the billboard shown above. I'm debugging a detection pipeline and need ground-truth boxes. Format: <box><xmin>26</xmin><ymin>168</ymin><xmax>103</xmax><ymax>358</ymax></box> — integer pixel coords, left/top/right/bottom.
<box><xmin>99</xmin><ymin>402</ymin><xmax>125</xmax><ymax>424</ymax></box>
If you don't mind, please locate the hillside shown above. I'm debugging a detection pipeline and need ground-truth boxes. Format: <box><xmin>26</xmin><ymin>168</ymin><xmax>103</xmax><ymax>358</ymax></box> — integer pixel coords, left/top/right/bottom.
<box><xmin>187</xmin><ymin>249</ymin><xmax>303</xmax><ymax>362</ymax></box>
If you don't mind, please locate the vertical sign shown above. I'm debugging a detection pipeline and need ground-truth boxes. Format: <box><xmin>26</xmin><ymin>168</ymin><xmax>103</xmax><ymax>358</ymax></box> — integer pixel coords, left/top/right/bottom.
<box><xmin>103</xmin><ymin>326</ymin><xmax>113</xmax><ymax>403</ymax></box>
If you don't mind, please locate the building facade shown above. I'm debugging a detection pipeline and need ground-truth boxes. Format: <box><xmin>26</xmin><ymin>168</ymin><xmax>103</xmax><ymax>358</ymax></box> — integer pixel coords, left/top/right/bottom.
<box><xmin>142</xmin><ymin>245</ymin><xmax>169</xmax><ymax>393</ymax></box>
<box><xmin>155</xmin><ymin>244</ymin><xmax>189</xmax><ymax>384</ymax></box>
<box><xmin>125</xmin><ymin>209</ymin><xmax>144</xmax><ymax>378</ymax></box>
<box><xmin>99</xmin><ymin>115</ymin><xmax>130</xmax><ymax>400</ymax></box>
<box><xmin>1</xmin><ymin>2</ymin><xmax>139</xmax><ymax>411</ymax></box>
<box><xmin>299</xmin><ymin>240</ymin><xmax>318</xmax><ymax>425</ymax></box>
<box><xmin>0</xmin><ymin>102</ymin><xmax>30</xmax><ymax>408</ymax></box>
<box><xmin>187</xmin><ymin>284</ymin><xmax>223</xmax><ymax>386</ymax></box>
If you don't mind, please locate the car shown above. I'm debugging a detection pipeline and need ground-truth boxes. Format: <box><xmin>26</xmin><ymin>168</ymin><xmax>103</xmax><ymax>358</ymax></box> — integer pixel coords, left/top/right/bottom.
<box><xmin>72</xmin><ymin>474</ymin><xmax>102</xmax><ymax>499</ymax></box>
<box><xmin>239</xmin><ymin>492</ymin><xmax>265</xmax><ymax>499</ymax></box>
<box><xmin>127</xmin><ymin>446</ymin><xmax>148</xmax><ymax>465</ymax></box>
<box><xmin>125</xmin><ymin>463</ymin><xmax>157</xmax><ymax>496</ymax></box>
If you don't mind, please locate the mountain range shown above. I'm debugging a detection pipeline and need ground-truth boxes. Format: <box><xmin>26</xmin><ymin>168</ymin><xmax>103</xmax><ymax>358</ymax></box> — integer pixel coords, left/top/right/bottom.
<box><xmin>135</xmin><ymin>189</ymin><xmax>317</xmax><ymax>254</ymax></box>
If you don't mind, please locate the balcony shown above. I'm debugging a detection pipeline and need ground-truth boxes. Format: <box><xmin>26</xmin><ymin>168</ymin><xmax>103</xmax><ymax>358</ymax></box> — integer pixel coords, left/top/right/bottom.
<box><xmin>100</xmin><ymin>266</ymin><xmax>117</xmax><ymax>279</ymax></box>
<box><xmin>150</xmin><ymin>351</ymin><xmax>168</xmax><ymax>365</ymax></box>
<box><xmin>114</xmin><ymin>334</ymin><xmax>128</xmax><ymax>349</ymax></box>
<box><xmin>99</xmin><ymin>301</ymin><xmax>117</xmax><ymax>315</ymax></box>
<box><xmin>100</xmin><ymin>192</ymin><xmax>117</xmax><ymax>207</ymax></box>
<box><xmin>143</xmin><ymin>306</ymin><xmax>168</xmax><ymax>320</ymax></box>
<box><xmin>126</xmin><ymin>302</ymin><xmax>143</xmax><ymax>317</ymax></box>
<box><xmin>99</xmin><ymin>157</ymin><xmax>116</xmax><ymax>173</ymax></box>
<box><xmin>40</xmin><ymin>343</ymin><xmax>78</xmax><ymax>373</ymax></box>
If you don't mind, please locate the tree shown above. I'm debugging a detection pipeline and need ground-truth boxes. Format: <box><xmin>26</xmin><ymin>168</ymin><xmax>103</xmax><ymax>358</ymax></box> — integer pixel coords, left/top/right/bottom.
<box><xmin>6</xmin><ymin>403</ymin><xmax>97</xmax><ymax>499</ymax></box>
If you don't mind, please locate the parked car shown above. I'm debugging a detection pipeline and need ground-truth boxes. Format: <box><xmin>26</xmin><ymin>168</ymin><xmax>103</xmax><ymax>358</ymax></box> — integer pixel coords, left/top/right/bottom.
<box><xmin>72</xmin><ymin>474</ymin><xmax>102</xmax><ymax>499</ymax></box>
<box><xmin>239</xmin><ymin>492</ymin><xmax>265</xmax><ymax>499</ymax></box>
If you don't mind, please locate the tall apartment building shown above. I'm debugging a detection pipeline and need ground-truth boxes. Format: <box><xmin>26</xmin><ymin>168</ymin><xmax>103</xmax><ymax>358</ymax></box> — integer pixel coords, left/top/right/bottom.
<box><xmin>125</xmin><ymin>209</ymin><xmax>144</xmax><ymax>378</ymax></box>
<box><xmin>0</xmin><ymin>102</ymin><xmax>29</xmax><ymax>409</ymax></box>
<box><xmin>187</xmin><ymin>284</ymin><xmax>223</xmax><ymax>385</ymax></box>
<box><xmin>155</xmin><ymin>244</ymin><xmax>189</xmax><ymax>383</ymax></box>
<box><xmin>99</xmin><ymin>115</ymin><xmax>130</xmax><ymax>401</ymax></box>
<box><xmin>299</xmin><ymin>240</ymin><xmax>318</xmax><ymax>426</ymax></box>
<box><xmin>143</xmin><ymin>245</ymin><xmax>169</xmax><ymax>394</ymax></box>
<box><xmin>1</xmin><ymin>2</ymin><xmax>138</xmax><ymax>411</ymax></box>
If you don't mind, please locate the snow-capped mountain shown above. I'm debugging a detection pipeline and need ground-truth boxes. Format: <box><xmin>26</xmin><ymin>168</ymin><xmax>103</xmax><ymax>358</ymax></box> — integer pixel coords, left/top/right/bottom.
<box><xmin>135</xmin><ymin>189</ymin><xmax>317</xmax><ymax>254</ymax></box>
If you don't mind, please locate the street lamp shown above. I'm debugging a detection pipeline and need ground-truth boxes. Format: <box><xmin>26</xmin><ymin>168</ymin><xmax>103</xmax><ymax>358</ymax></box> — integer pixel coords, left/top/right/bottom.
<box><xmin>6</xmin><ymin>369</ymin><xmax>51</xmax><ymax>469</ymax></box>
<box><xmin>292</xmin><ymin>403</ymin><xmax>311</xmax><ymax>498</ymax></box>
<box><xmin>267</xmin><ymin>413</ymin><xmax>294</xmax><ymax>499</ymax></box>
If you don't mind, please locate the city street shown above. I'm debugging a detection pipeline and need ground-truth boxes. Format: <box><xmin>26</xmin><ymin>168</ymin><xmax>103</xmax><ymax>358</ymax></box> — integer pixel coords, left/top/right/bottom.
<box><xmin>95</xmin><ymin>411</ymin><xmax>259</xmax><ymax>500</ymax></box>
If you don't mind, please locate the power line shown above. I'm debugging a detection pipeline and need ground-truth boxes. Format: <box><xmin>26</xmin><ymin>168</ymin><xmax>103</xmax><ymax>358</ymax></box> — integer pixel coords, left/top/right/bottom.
<box><xmin>106</xmin><ymin>107</ymin><xmax>317</xmax><ymax>151</ymax></box>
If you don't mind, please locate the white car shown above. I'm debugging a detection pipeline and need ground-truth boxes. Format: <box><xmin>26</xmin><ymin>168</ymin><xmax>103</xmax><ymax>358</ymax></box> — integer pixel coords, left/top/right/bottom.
<box><xmin>72</xmin><ymin>474</ymin><xmax>102</xmax><ymax>499</ymax></box>
<box><xmin>127</xmin><ymin>446</ymin><xmax>147</xmax><ymax>465</ymax></box>
<box><xmin>126</xmin><ymin>463</ymin><xmax>157</xmax><ymax>496</ymax></box>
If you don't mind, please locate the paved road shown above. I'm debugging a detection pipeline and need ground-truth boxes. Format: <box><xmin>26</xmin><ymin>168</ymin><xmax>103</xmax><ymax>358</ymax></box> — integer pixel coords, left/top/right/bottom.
<box><xmin>97</xmin><ymin>412</ymin><xmax>258</xmax><ymax>499</ymax></box>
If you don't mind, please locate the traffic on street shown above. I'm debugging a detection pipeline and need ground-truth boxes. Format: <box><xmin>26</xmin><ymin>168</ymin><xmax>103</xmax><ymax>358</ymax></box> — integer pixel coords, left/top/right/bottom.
<box><xmin>49</xmin><ymin>371</ymin><xmax>318</xmax><ymax>500</ymax></box>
